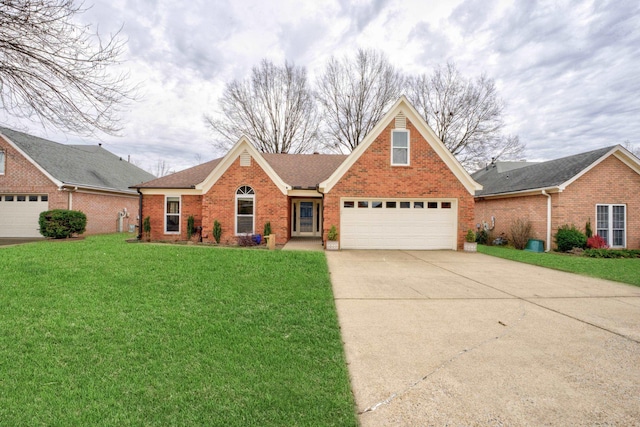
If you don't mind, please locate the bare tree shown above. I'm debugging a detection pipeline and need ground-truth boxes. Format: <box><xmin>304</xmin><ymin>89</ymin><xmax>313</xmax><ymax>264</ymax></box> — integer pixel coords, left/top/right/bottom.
<box><xmin>622</xmin><ymin>140</ymin><xmax>639</xmax><ymax>157</ymax></box>
<box><xmin>205</xmin><ymin>59</ymin><xmax>318</xmax><ymax>154</ymax></box>
<box><xmin>315</xmin><ymin>49</ymin><xmax>404</xmax><ymax>153</ymax></box>
<box><xmin>0</xmin><ymin>0</ymin><xmax>132</xmax><ymax>135</ymax></box>
<box><xmin>406</xmin><ymin>62</ymin><xmax>524</xmax><ymax>168</ymax></box>
<box><xmin>152</xmin><ymin>159</ymin><xmax>173</xmax><ymax>177</ymax></box>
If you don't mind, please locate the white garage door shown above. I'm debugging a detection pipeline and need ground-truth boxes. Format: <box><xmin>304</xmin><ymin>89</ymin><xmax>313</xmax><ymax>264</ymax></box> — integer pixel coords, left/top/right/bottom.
<box><xmin>340</xmin><ymin>199</ymin><xmax>457</xmax><ymax>250</ymax></box>
<box><xmin>0</xmin><ymin>195</ymin><xmax>49</xmax><ymax>237</ymax></box>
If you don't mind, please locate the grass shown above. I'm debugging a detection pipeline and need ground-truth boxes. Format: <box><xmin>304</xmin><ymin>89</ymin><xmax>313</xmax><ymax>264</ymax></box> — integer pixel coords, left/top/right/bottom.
<box><xmin>478</xmin><ymin>244</ymin><xmax>640</xmax><ymax>287</ymax></box>
<box><xmin>0</xmin><ymin>234</ymin><xmax>357</xmax><ymax>426</ymax></box>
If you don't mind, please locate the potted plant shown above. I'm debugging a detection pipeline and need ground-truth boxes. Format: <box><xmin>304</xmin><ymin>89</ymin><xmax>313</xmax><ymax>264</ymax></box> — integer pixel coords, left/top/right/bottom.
<box><xmin>326</xmin><ymin>225</ymin><xmax>339</xmax><ymax>251</ymax></box>
<box><xmin>464</xmin><ymin>229</ymin><xmax>477</xmax><ymax>252</ymax></box>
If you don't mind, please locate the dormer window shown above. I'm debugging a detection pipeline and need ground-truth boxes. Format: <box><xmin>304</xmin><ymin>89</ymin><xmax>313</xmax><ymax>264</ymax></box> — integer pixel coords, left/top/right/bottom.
<box><xmin>391</xmin><ymin>130</ymin><xmax>409</xmax><ymax>166</ymax></box>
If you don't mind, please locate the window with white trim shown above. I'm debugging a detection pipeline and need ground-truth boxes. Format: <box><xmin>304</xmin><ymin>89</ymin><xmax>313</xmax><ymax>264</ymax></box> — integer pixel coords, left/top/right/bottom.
<box><xmin>236</xmin><ymin>186</ymin><xmax>255</xmax><ymax>235</ymax></box>
<box><xmin>391</xmin><ymin>130</ymin><xmax>409</xmax><ymax>165</ymax></box>
<box><xmin>596</xmin><ymin>204</ymin><xmax>626</xmax><ymax>248</ymax></box>
<box><xmin>0</xmin><ymin>150</ymin><xmax>5</xmax><ymax>174</ymax></box>
<box><xmin>165</xmin><ymin>196</ymin><xmax>180</xmax><ymax>233</ymax></box>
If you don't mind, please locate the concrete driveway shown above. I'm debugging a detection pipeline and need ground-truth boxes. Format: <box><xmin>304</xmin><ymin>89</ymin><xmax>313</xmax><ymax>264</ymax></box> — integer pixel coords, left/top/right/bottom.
<box><xmin>326</xmin><ymin>250</ymin><xmax>640</xmax><ymax>426</ymax></box>
<box><xmin>0</xmin><ymin>238</ymin><xmax>43</xmax><ymax>247</ymax></box>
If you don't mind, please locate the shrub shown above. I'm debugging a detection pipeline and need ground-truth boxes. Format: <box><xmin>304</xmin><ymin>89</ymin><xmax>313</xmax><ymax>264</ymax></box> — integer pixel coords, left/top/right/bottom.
<box><xmin>142</xmin><ymin>216</ymin><xmax>151</xmax><ymax>241</ymax></box>
<box><xmin>587</xmin><ymin>235</ymin><xmax>608</xmax><ymax>249</ymax></box>
<box><xmin>187</xmin><ymin>215</ymin><xmax>195</xmax><ymax>240</ymax></box>
<box><xmin>585</xmin><ymin>219</ymin><xmax>593</xmax><ymax>238</ymax></box>
<box><xmin>509</xmin><ymin>218</ymin><xmax>532</xmax><ymax>250</ymax></box>
<box><xmin>263</xmin><ymin>221</ymin><xmax>272</xmax><ymax>238</ymax></box>
<box><xmin>475</xmin><ymin>229</ymin><xmax>490</xmax><ymax>245</ymax></box>
<box><xmin>213</xmin><ymin>220</ymin><xmax>222</xmax><ymax>244</ymax></box>
<box><xmin>465</xmin><ymin>229</ymin><xmax>475</xmax><ymax>243</ymax></box>
<box><xmin>584</xmin><ymin>248</ymin><xmax>640</xmax><ymax>258</ymax></box>
<box><xmin>327</xmin><ymin>225</ymin><xmax>338</xmax><ymax>241</ymax></box>
<box><xmin>237</xmin><ymin>234</ymin><xmax>256</xmax><ymax>246</ymax></box>
<box><xmin>555</xmin><ymin>225</ymin><xmax>587</xmax><ymax>252</ymax></box>
<box><xmin>39</xmin><ymin>209</ymin><xmax>87</xmax><ymax>239</ymax></box>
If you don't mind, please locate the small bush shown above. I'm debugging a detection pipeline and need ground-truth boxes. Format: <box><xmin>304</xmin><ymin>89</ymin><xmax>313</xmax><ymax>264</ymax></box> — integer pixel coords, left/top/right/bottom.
<box><xmin>39</xmin><ymin>209</ymin><xmax>87</xmax><ymax>239</ymax></box>
<box><xmin>476</xmin><ymin>229</ymin><xmax>490</xmax><ymax>245</ymax></box>
<box><xmin>263</xmin><ymin>221</ymin><xmax>272</xmax><ymax>238</ymax></box>
<box><xmin>465</xmin><ymin>229</ymin><xmax>475</xmax><ymax>243</ymax></box>
<box><xmin>587</xmin><ymin>235</ymin><xmax>608</xmax><ymax>249</ymax></box>
<box><xmin>584</xmin><ymin>249</ymin><xmax>640</xmax><ymax>258</ymax></box>
<box><xmin>213</xmin><ymin>220</ymin><xmax>222</xmax><ymax>244</ymax></box>
<box><xmin>555</xmin><ymin>225</ymin><xmax>587</xmax><ymax>252</ymax></box>
<box><xmin>237</xmin><ymin>234</ymin><xmax>257</xmax><ymax>246</ymax></box>
<box><xmin>187</xmin><ymin>215</ymin><xmax>195</xmax><ymax>239</ymax></box>
<box><xmin>142</xmin><ymin>216</ymin><xmax>151</xmax><ymax>241</ymax></box>
<box><xmin>585</xmin><ymin>219</ymin><xmax>593</xmax><ymax>238</ymax></box>
<box><xmin>509</xmin><ymin>218</ymin><xmax>532</xmax><ymax>250</ymax></box>
<box><xmin>327</xmin><ymin>225</ymin><xmax>338</xmax><ymax>241</ymax></box>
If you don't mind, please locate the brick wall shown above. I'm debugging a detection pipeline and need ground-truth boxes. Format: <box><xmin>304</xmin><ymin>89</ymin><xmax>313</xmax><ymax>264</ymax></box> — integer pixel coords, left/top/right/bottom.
<box><xmin>475</xmin><ymin>155</ymin><xmax>640</xmax><ymax>249</ymax></box>
<box><xmin>324</xmin><ymin>118</ymin><xmax>476</xmax><ymax>249</ymax></box>
<box><xmin>72</xmin><ymin>191</ymin><xmax>140</xmax><ymax>235</ymax></box>
<box><xmin>201</xmin><ymin>156</ymin><xmax>289</xmax><ymax>245</ymax></box>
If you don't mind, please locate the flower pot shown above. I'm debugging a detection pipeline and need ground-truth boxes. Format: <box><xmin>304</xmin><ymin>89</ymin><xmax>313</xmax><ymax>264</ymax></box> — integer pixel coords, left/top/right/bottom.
<box><xmin>325</xmin><ymin>240</ymin><xmax>339</xmax><ymax>251</ymax></box>
<box><xmin>464</xmin><ymin>241</ymin><xmax>477</xmax><ymax>252</ymax></box>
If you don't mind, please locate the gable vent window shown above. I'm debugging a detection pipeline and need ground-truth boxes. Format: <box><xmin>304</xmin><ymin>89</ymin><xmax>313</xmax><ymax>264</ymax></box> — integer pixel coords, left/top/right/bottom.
<box><xmin>391</xmin><ymin>129</ymin><xmax>410</xmax><ymax>166</ymax></box>
<box><xmin>395</xmin><ymin>112</ymin><xmax>406</xmax><ymax>129</ymax></box>
<box><xmin>240</xmin><ymin>150</ymin><xmax>251</xmax><ymax>167</ymax></box>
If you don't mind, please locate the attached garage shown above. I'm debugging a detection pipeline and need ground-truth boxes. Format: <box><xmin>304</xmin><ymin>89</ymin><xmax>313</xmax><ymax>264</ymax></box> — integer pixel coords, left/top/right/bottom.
<box><xmin>0</xmin><ymin>195</ymin><xmax>49</xmax><ymax>238</ymax></box>
<box><xmin>340</xmin><ymin>198</ymin><xmax>458</xmax><ymax>250</ymax></box>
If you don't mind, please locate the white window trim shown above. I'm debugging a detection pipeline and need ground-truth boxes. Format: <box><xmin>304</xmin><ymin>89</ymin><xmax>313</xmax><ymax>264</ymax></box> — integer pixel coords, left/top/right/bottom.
<box><xmin>164</xmin><ymin>195</ymin><xmax>181</xmax><ymax>234</ymax></box>
<box><xmin>391</xmin><ymin>129</ymin><xmax>410</xmax><ymax>166</ymax></box>
<box><xmin>596</xmin><ymin>204</ymin><xmax>626</xmax><ymax>248</ymax></box>
<box><xmin>235</xmin><ymin>187</ymin><xmax>255</xmax><ymax>235</ymax></box>
<box><xmin>0</xmin><ymin>150</ymin><xmax>5</xmax><ymax>175</ymax></box>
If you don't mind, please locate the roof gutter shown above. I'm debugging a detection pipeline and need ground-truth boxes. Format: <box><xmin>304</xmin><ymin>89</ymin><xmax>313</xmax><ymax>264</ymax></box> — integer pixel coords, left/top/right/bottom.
<box><xmin>542</xmin><ymin>190</ymin><xmax>552</xmax><ymax>252</ymax></box>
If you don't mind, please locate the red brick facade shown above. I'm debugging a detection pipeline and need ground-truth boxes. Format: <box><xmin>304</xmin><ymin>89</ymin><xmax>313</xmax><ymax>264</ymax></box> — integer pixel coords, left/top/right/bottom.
<box><xmin>475</xmin><ymin>155</ymin><xmax>640</xmax><ymax>249</ymax></box>
<box><xmin>323</xmin><ymin>118</ymin><xmax>476</xmax><ymax>250</ymax></box>
<box><xmin>1</xmin><ymin>135</ymin><xmax>142</xmax><ymax>236</ymax></box>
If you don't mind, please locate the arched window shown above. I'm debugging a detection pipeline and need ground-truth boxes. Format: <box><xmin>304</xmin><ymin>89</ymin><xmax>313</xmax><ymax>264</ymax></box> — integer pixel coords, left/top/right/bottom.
<box><xmin>236</xmin><ymin>186</ymin><xmax>255</xmax><ymax>235</ymax></box>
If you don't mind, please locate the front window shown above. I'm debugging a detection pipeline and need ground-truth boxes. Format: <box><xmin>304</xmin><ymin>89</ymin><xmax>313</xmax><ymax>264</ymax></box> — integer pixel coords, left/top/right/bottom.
<box><xmin>391</xmin><ymin>130</ymin><xmax>409</xmax><ymax>165</ymax></box>
<box><xmin>0</xmin><ymin>150</ymin><xmax>5</xmax><ymax>174</ymax></box>
<box><xmin>165</xmin><ymin>196</ymin><xmax>180</xmax><ymax>233</ymax></box>
<box><xmin>597</xmin><ymin>204</ymin><xmax>626</xmax><ymax>247</ymax></box>
<box><xmin>236</xmin><ymin>186</ymin><xmax>255</xmax><ymax>235</ymax></box>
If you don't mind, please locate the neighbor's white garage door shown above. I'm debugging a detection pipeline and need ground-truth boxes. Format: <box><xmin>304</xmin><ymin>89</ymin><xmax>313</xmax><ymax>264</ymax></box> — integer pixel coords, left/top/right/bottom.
<box><xmin>340</xmin><ymin>199</ymin><xmax>457</xmax><ymax>250</ymax></box>
<box><xmin>0</xmin><ymin>195</ymin><xmax>49</xmax><ymax>237</ymax></box>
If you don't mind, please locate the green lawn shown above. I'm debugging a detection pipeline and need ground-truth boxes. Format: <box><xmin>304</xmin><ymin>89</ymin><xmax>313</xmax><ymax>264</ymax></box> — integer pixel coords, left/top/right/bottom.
<box><xmin>0</xmin><ymin>235</ymin><xmax>357</xmax><ymax>426</ymax></box>
<box><xmin>478</xmin><ymin>245</ymin><xmax>640</xmax><ymax>287</ymax></box>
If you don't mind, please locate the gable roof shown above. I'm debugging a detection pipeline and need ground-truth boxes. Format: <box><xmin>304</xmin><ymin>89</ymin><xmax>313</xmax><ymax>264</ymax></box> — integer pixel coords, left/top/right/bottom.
<box><xmin>473</xmin><ymin>145</ymin><xmax>640</xmax><ymax>197</ymax></box>
<box><xmin>318</xmin><ymin>96</ymin><xmax>482</xmax><ymax>195</ymax></box>
<box><xmin>134</xmin><ymin>147</ymin><xmax>347</xmax><ymax>191</ymax></box>
<box><xmin>0</xmin><ymin>126</ymin><xmax>155</xmax><ymax>193</ymax></box>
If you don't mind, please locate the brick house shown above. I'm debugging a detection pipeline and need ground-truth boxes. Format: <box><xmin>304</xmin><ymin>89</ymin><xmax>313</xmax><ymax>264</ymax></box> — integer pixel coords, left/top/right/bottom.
<box><xmin>0</xmin><ymin>127</ymin><xmax>155</xmax><ymax>238</ymax></box>
<box><xmin>473</xmin><ymin>145</ymin><xmax>640</xmax><ymax>250</ymax></box>
<box><xmin>134</xmin><ymin>97</ymin><xmax>481</xmax><ymax>250</ymax></box>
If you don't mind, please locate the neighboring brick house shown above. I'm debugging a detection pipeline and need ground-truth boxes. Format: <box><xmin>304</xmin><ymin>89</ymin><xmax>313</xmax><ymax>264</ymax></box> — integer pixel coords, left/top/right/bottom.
<box><xmin>472</xmin><ymin>146</ymin><xmax>640</xmax><ymax>250</ymax></box>
<box><xmin>133</xmin><ymin>97</ymin><xmax>481</xmax><ymax>250</ymax></box>
<box><xmin>0</xmin><ymin>127</ymin><xmax>155</xmax><ymax>238</ymax></box>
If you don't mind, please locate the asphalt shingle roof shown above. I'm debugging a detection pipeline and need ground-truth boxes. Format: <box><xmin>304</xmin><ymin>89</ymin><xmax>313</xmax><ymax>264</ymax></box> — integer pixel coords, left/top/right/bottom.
<box><xmin>472</xmin><ymin>145</ymin><xmax>617</xmax><ymax>196</ymax></box>
<box><xmin>0</xmin><ymin>127</ymin><xmax>155</xmax><ymax>193</ymax></box>
<box><xmin>134</xmin><ymin>153</ymin><xmax>348</xmax><ymax>189</ymax></box>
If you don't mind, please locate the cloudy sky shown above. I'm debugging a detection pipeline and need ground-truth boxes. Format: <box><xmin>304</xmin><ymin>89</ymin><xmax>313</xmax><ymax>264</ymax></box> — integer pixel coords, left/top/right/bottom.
<box><xmin>2</xmin><ymin>0</ymin><xmax>639</xmax><ymax>174</ymax></box>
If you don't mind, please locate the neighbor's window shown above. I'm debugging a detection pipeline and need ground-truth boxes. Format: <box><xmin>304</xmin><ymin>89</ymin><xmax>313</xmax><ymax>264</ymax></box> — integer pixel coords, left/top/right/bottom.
<box><xmin>391</xmin><ymin>130</ymin><xmax>409</xmax><ymax>165</ymax></box>
<box><xmin>0</xmin><ymin>150</ymin><xmax>5</xmax><ymax>174</ymax></box>
<box><xmin>236</xmin><ymin>186</ymin><xmax>255</xmax><ymax>235</ymax></box>
<box><xmin>597</xmin><ymin>204</ymin><xmax>626</xmax><ymax>247</ymax></box>
<box><xmin>165</xmin><ymin>196</ymin><xmax>180</xmax><ymax>233</ymax></box>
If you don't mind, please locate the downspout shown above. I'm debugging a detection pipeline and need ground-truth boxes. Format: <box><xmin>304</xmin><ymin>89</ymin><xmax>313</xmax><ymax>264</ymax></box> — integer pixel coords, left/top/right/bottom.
<box><xmin>542</xmin><ymin>190</ymin><xmax>551</xmax><ymax>252</ymax></box>
<box><xmin>137</xmin><ymin>189</ymin><xmax>143</xmax><ymax>240</ymax></box>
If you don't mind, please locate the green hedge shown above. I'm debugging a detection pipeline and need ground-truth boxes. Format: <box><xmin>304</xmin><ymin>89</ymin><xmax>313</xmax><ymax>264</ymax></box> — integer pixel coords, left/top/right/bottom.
<box><xmin>583</xmin><ymin>248</ymin><xmax>640</xmax><ymax>258</ymax></box>
<box><xmin>39</xmin><ymin>209</ymin><xmax>87</xmax><ymax>239</ymax></box>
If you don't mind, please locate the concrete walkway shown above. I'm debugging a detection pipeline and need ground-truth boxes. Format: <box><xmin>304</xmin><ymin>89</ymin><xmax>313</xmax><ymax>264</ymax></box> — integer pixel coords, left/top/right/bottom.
<box><xmin>281</xmin><ymin>237</ymin><xmax>323</xmax><ymax>251</ymax></box>
<box><xmin>326</xmin><ymin>250</ymin><xmax>640</xmax><ymax>426</ymax></box>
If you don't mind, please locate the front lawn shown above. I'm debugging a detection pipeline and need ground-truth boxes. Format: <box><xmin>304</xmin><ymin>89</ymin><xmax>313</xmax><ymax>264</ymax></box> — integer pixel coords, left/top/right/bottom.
<box><xmin>478</xmin><ymin>245</ymin><xmax>640</xmax><ymax>287</ymax></box>
<box><xmin>0</xmin><ymin>235</ymin><xmax>357</xmax><ymax>426</ymax></box>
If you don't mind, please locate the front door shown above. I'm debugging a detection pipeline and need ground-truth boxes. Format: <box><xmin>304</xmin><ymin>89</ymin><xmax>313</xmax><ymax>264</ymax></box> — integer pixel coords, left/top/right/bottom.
<box><xmin>292</xmin><ymin>199</ymin><xmax>322</xmax><ymax>237</ymax></box>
